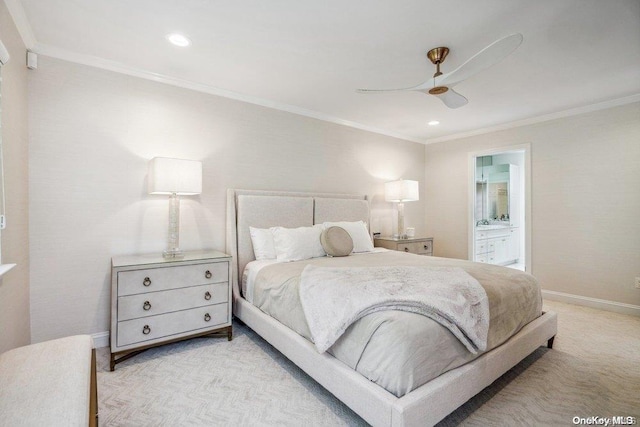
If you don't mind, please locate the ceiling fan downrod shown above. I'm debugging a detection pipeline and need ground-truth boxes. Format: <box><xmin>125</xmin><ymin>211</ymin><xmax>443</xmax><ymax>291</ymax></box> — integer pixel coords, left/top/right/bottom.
<box><xmin>427</xmin><ymin>46</ymin><xmax>450</xmax><ymax>95</ymax></box>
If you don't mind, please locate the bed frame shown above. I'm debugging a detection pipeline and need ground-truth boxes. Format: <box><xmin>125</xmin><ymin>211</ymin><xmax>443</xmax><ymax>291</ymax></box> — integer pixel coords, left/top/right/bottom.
<box><xmin>226</xmin><ymin>189</ymin><xmax>557</xmax><ymax>427</ymax></box>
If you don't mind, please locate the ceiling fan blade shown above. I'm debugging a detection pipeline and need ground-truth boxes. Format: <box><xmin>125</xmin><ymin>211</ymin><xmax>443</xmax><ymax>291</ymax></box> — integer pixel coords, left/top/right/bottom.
<box><xmin>440</xmin><ymin>33</ymin><xmax>523</xmax><ymax>87</ymax></box>
<box><xmin>356</xmin><ymin>77</ymin><xmax>440</xmax><ymax>94</ymax></box>
<box><xmin>437</xmin><ymin>88</ymin><xmax>468</xmax><ymax>109</ymax></box>
<box><xmin>356</xmin><ymin>88</ymin><xmax>411</xmax><ymax>94</ymax></box>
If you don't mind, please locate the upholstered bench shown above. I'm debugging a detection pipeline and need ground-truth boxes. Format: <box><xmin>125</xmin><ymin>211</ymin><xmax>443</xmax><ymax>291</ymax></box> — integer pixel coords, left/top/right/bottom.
<box><xmin>0</xmin><ymin>335</ymin><xmax>98</xmax><ymax>427</ymax></box>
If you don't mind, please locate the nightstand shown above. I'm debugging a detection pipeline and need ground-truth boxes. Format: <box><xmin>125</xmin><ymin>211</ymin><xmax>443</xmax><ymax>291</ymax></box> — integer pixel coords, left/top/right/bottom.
<box><xmin>110</xmin><ymin>250</ymin><xmax>232</xmax><ymax>371</ymax></box>
<box><xmin>374</xmin><ymin>236</ymin><xmax>434</xmax><ymax>256</ymax></box>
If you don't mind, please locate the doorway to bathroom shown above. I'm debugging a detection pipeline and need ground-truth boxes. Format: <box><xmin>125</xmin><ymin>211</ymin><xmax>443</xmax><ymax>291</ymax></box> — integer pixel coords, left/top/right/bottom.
<box><xmin>468</xmin><ymin>144</ymin><xmax>531</xmax><ymax>272</ymax></box>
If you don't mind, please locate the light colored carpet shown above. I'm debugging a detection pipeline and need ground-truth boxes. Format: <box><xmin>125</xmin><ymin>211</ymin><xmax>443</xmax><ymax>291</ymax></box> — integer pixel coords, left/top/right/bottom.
<box><xmin>97</xmin><ymin>300</ymin><xmax>640</xmax><ymax>426</ymax></box>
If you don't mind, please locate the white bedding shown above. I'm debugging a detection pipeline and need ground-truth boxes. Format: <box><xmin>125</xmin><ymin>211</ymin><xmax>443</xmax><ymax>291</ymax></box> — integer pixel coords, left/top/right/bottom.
<box><xmin>242</xmin><ymin>259</ymin><xmax>280</xmax><ymax>303</ymax></box>
<box><xmin>299</xmin><ymin>265</ymin><xmax>489</xmax><ymax>353</ymax></box>
<box><xmin>244</xmin><ymin>250</ymin><xmax>542</xmax><ymax>397</ymax></box>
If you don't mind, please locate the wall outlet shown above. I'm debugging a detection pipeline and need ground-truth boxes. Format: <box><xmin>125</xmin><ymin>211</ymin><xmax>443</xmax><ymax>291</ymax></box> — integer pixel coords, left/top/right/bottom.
<box><xmin>636</xmin><ymin>277</ymin><xmax>640</xmax><ymax>289</ymax></box>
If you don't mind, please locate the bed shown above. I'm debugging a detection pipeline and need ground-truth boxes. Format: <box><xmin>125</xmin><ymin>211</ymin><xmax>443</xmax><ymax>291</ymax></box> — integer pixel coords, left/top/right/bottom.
<box><xmin>226</xmin><ymin>189</ymin><xmax>557</xmax><ymax>426</ymax></box>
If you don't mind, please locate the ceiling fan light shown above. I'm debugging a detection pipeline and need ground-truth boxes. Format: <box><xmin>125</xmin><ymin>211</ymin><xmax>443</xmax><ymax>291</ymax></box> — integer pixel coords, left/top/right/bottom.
<box><xmin>429</xmin><ymin>86</ymin><xmax>449</xmax><ymax>95</ymax></box>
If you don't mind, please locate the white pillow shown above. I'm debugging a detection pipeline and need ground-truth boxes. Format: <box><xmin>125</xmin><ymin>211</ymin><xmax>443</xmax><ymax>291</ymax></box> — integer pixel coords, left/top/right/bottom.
<box><xmin>322</xmin><ymin>221</ymin><xmax>374</xmax><ymax>253</ymax></box>
<box><xmin>270</xmin><ymin>225</ymin><xmax>326</xmax><ymax>262</ymax></box>
<box><xmin>249</xmin><ymin>227</ymin><xmax>277</xmax><ymax>260</ymax></box>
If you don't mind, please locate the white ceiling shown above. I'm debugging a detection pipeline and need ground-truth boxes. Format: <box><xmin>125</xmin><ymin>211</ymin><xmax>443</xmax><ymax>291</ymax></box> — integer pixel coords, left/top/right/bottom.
<box><xmin>9</xmin><ymin>0</ymin><xmax>640</xmax><ymax>143</ymax></box>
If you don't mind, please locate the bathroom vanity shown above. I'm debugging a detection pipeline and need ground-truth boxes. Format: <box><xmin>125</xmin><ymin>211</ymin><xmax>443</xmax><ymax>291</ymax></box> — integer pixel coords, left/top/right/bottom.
<box><xmin>475</xmin><ymin>225</ymin><xmax>519</xmax><ymax>265</ymax></box>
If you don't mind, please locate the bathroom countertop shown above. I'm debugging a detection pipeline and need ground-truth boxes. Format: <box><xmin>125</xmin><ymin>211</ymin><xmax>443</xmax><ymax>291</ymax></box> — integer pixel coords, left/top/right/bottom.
<box><xmin>476</xmin><ymin>224</ymin><xmax>511</xmax><ymax>231</ymax></box>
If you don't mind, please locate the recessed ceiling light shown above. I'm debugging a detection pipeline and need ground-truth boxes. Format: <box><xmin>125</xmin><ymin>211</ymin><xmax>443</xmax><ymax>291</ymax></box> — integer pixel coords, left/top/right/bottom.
<box><xmin>166</xmin><ymin>33</ymin><xmax>191</xmax><ymax>47</ymax></box>
<box><xmin>428</xmin><ymin>120</ymin><xmax>440</xmax><ymax>126</ymax></box>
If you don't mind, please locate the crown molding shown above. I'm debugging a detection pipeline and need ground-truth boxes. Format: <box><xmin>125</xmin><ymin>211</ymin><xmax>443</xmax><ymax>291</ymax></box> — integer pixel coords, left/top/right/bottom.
<box><xmin>31</xmin><ymin>42</ymin><xmax>640</xmax><ymax>147</ymax></box>
<box><xmin>3</xmin><ymin>0</ymin><xmax>36</xmax><ymax>49</ymax></box>
<box><xmin>30</xmin><ymin>42</ymin><xmax>424</xmax><ymax>144</ymax></box>
<box><xmin>3</xmin><ymin>0</ymin><xmax>421</xmax><ymax>144</ymax></box>
<box><xmin>8</xmin><ymin>3</ymin><xmax>636</xmax><ymax>147</ymax></box>
<box><xmin>425</xmin><ymin>93</ymin><xmax>640</xmax><ymax>144</ymax></box>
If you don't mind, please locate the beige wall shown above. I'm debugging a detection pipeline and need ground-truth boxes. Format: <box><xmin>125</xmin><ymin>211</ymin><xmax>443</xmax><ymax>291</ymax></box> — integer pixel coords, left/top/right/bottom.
<box><xmin>0</xmin><ymin>0</ymin><xmax>30</xmax><ymax>352</ymax></box>
<box><xmin>28</xmin><ymin>56</ymin><xmax>426</xmax><ymax>343</ymax></box>
<box><xmin>425</xmin><ymin>102</ymin><xmax>640</xmax><ymax>307</ymax></box>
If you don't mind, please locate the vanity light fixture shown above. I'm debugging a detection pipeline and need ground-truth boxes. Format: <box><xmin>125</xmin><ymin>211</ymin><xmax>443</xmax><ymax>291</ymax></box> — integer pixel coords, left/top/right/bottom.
<box><xmin>385</xmin><ymin>180</ymin><xmax>419</xmax><ymax>239</ymax></box>
<box><xmin>148</xmin><ymin>157</ymin><xmax>202</xmax><ymax>258</ymax></box>
<box><xmin>428</xmin><ymin>120</ymin><xmax>440</xmax><ymax>126</ymax></box>
<box><xmin>166</xmin><ymin>33</ymin><xmax>191</xmax><ymax>47</ymax></box>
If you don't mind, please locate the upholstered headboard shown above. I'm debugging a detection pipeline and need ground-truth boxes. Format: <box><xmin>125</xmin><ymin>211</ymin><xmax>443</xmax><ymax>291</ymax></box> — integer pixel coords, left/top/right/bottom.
<box><xmin>226</xmin><ymin>189</ymin><xmax>369</xmax><ymax>305</ymax></box>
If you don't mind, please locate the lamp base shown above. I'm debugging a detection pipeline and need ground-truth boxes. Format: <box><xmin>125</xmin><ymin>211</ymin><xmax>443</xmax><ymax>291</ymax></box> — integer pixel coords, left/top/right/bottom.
<box><xmin>397</xmin><ymin>202</ymin><xmax>405</xmax><ymax>241</ymax></box>
<box><xmin>163</xmin><ymin>249</ymin><xmax>184</xmax><ymax>259</ymax></box>
<box><xmin>164</xmin><ymin>193</ymin><xmax>184</xmax><ymax>259</ymax></box>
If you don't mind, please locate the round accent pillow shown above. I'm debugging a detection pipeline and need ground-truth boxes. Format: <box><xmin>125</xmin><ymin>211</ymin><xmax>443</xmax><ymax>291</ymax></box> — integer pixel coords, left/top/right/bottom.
<box><xmin>320</xmin><ymin>226</ymin><xmax>353</xmax><ymax>257</ymax></box>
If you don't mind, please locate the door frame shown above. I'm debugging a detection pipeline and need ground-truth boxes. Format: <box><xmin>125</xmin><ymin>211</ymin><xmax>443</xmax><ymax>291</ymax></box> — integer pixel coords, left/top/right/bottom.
<box><xmin>467</xmin><ymin>143</ymin><xmax>532</xmax><ymax>272</ymax></box>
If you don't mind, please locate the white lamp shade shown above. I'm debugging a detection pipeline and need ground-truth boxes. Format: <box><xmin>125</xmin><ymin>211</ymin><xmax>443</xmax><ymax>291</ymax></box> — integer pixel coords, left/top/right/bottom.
<box><xmin>148</xmin><ymin>157</ymin><xmax>202</xmax><ymax>195</ymax></box>
<box><xmin>385</xmin><ymin>180</ymin><xmax>419</xmax><ymax>202</ymax></box>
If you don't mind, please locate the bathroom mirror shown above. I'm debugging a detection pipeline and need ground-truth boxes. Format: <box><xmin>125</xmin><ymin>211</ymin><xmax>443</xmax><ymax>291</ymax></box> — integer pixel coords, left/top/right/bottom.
<box><xmin>475</xmin><ymin>158</ymin><xmax>511</xmax><ymax>222</ymax></box>
<box><xmin>489</xmin><ymin>183</ymin><xmax>508</xmax><ymax>219</ymax></box>
<box><xmin>488</xmin><ymin>170</ymin><xmax>510</xmax><ymax>221</ymax></box>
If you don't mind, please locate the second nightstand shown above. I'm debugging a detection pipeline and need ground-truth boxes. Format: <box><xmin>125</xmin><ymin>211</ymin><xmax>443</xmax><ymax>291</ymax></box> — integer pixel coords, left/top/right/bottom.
<box><xmin>374</xmin><ymin>236</ymin><xmax>433</xmax><ymax>256</ymax></box>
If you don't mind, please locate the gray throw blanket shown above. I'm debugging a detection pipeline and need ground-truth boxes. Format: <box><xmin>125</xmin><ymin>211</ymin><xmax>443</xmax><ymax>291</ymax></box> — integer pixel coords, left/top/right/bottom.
<box><xmin>299</xmin><ymin>265</ymin><xmax>490</xmax><ymax>354</ymax></box>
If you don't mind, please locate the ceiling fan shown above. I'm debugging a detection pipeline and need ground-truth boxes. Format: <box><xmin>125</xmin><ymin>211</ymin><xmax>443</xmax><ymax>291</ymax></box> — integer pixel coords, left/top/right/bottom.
<box><xmin>356</xmin><ymin>33</ymin><xmax>523</xmax><ymax>109</ymax></box>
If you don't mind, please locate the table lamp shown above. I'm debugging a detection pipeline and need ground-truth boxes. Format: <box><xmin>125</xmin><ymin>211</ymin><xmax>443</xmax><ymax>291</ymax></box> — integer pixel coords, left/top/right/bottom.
<box><xmin>385</xmin><ymin>180</ymin><xmax>419</xmax><ymax>239</ymax></box>
<box><xmin>148</xmin><ymin>157</ymin><xmax>202</xmax><ymax>258</ymax></box>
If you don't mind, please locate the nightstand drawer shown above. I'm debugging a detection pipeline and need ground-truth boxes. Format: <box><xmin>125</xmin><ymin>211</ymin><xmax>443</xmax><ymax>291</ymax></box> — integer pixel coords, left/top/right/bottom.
<box><xmin>397</xmin><ymin>241</ymin><xmax>432</xmax><ymax>255</ymax></box>
<box><xmin>117</xmin><ymin>261</ymin><xmax>228</xmax><ymax>296</ymax></box>
<box><xmin>418</xmin><ymin>240</ymin><xmax>432</xmax><ymax>254</ymax></box>
<box><xmin>397</xmin><ymin>243</ymin><xmax>416</xmax><ymax>254</ymax></box>
<box><xmin>375</xmin><ymin>237</ymin><xmax>434</xmax><ymax>256</ymax></box>
<box><xmin>117</xmin><ymin>303</ymin><xmax>228</xmax><ymax>347</ymax></box>
<box><xmin>117</xmin><ymin>282</ymin><xmax>229</xmax><ymax>321</ymax></box>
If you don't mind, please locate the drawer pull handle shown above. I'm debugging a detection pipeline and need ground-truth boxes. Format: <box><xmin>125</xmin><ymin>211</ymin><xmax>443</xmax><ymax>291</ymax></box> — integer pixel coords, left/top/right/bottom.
<box><xmin>404</xmin><ymin>247</ymin><xmax>409</xmax><ymax>252</ymax></box>
<box><xmin>204</xmin><ymin>291</ymin><xmax>212</xmax><ymax>300</ymax></box>
<box><xmin>143</xmin><ymin>277</ymin><xmax>151</xmax><ymax>287</ymax></box>
<box><xmin>204</xmin><ymin>313</ymin><xmax>211</xmax><ymax>322</ymax></box>
<box><xmin>142</xmin><ymin>325</ymin><xmax>151</xmax><ymax>335</ymax></box>
<box><xmin>143</xmin><ymin>301</ymin><xmax>151</xmax><ymax>311</ymax></box>
<box><xmin>423</xmin><ymin>245</ymin><xmax>428</xmax><ymax>250</ymax></box>
<box><xmin>205</xmin><ymin>270</ymin><xmax>212</xmax><ymax>279</ymax></box>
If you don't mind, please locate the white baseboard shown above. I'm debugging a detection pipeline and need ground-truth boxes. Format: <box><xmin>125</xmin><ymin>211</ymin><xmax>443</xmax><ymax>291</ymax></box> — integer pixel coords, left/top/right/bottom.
<box><xmin>542</xmin><ymin>290</ymin><xmax>640</xmax><ymax>317</ymax></box>
<box><xmin>91</xmin><ymin>331</ymin><xmax>110</xmax><ymax>349</ymax></box>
